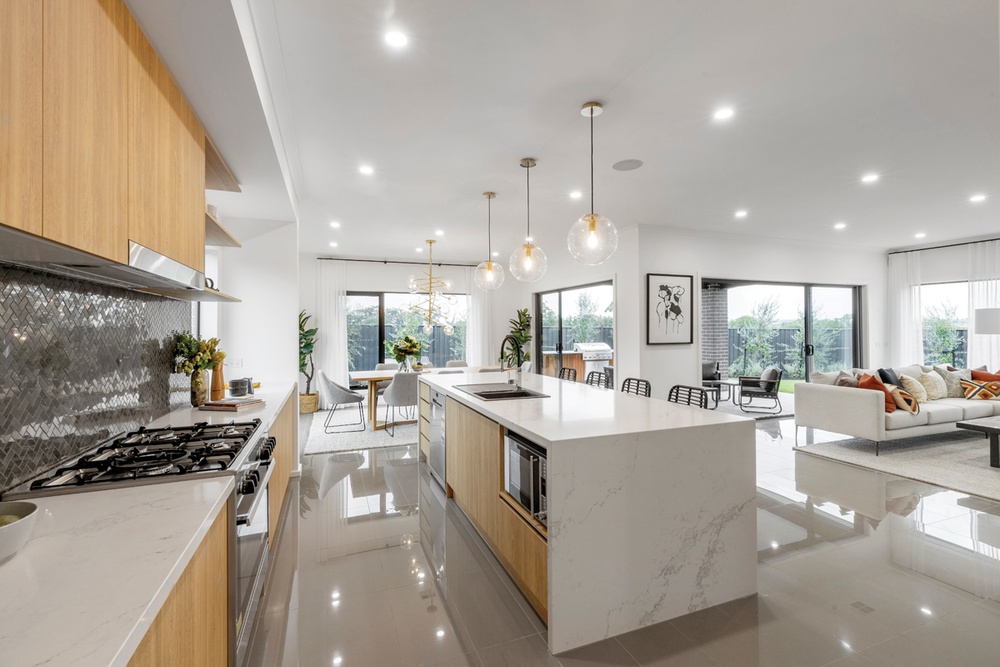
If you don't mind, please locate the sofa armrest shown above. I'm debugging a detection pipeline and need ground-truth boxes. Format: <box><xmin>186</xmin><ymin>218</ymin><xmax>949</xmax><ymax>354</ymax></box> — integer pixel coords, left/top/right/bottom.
<box><xmin>794</xmin><ymin>382</ymin><xmax>885</xmax><ymax>441</ymax></box>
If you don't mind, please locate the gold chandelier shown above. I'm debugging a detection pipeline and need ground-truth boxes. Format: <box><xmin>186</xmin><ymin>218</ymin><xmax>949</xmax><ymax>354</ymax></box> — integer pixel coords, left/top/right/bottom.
<box><xmin>407</xmin><ymin>239</ymin><xmax>456</xmax><ymax>335</ymax></box>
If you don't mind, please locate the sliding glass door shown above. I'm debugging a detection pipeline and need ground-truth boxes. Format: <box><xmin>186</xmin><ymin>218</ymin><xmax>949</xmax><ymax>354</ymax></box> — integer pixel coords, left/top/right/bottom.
<box><xmin>535</xmin><ymin>282</ymin><xmax>614</xmax><ymax>378</ymax></box>
<box><xmin>806</xmin><ymin>286</ymin><xmax>859</xmax><ymax>376</ymax></box>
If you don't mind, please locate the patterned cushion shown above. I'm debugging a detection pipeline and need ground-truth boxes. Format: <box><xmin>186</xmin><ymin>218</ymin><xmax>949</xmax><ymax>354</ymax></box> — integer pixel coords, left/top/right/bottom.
<box><xmin>888</xmin><ymin>386</ymin><xmax>919</xmax><ymax>413</ymax></box>
<box><xmin>858</xmin><ymin>373</ymin><xmax>896</xmax><ymax>413</ymax></box>
<box><xmin>933</xmin><ymin>366</ymin><xmax>968</xmax><ymax>398</ymax></box>
<box><xmin>917</xmin><ymin>371</ymin><xmax>947</xmax><ymax>400</ymax></box>
<box><xmin>960</xmin><ymin>379</ymin><xmax>1000</xmax><ymax>400</ymax></box>
<box><xmin>899</xmin><ymin>374</ymin><xmax>927</xmax><ymax>402</ymax></box>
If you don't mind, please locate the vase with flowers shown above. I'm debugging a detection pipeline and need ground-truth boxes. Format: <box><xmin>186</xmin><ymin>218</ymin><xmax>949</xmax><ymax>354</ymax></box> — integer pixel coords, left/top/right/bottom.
<box><xmin>174</xmin><ymin>331</ymin><xmax>225</xmax><ymax>407</ymax></box>
<box><xmin>387</xmin><ymin>335</ymin><xmax>422</xmax><ymax>372</ymax></box>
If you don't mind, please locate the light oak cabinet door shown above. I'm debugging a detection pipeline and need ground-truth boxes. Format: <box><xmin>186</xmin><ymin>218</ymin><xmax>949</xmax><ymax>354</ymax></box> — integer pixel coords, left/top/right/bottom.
<box><xmin>42</xmin><ymin>0</ymin><xmax>129</xmax><ymax>263</ymax></box>
<box><xmin>0</xmin><ymin>0</ymin><xmax>42</xmax><ymax>235</ymax></box>
<box><xmin>126</xmin><ymin>15</ymin><xmax>206</xmax><ymax>273</ymax></box>
<box><xmin>268</xmin><ymin>391</ymin><xmax>297</xmax><ymax>547</ymax></box>
<box><xmin>128</xmin><ymin>501</ymin><xmax>230</xmax><ymax>667</ymax></box>
<box><xmin>445</xmin><ymin>398</ymin><xmax>503</xmax><ymax>540</ymax></box>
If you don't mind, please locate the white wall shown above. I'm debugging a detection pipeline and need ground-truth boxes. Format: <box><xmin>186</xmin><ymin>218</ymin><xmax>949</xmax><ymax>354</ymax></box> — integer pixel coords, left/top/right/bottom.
<box><xmin>635</xmin><ymin>226</ymin><xmax>888</xmax><ymax>398</ymax></box>
<box><xmin>220</xmin><ymin>221</ymin><xmax>299</xmax><ymax>390</ymax></box>
<box><xmin>299</xmin><ymin>224</ymin><xmax>889</xmax><ymax>398</ymax></box>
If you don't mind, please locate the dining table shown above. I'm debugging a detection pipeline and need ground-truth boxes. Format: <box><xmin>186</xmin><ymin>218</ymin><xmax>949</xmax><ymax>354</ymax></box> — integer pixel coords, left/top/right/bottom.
<box><xmin>348</xmin><ymin>366</ymin><xmax>503</xmax><ymax>430</ymax></box>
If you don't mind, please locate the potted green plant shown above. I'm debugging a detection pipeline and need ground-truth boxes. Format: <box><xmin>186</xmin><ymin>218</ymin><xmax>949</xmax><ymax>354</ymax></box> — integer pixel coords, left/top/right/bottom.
<box><xmin>299</xmin><ymin>310</ymin><xmax>319</xmax><ymax>414</ymax></box>
<box><xmin>174</xmin><ymin>332</ymin><xmax>224</xmax><ymax>407</ymax></box>
<box><xmin>499</xmin><ymin>308</ymin><xmax>532</xmax><ymax>367</ymax></box>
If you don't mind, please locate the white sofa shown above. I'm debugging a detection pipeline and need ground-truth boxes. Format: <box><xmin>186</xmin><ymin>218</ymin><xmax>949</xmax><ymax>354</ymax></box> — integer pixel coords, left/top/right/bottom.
<box><xmin>794</xmin><ymin>364</ymin><xmax>998</xmax><ymax>453</ymax></box>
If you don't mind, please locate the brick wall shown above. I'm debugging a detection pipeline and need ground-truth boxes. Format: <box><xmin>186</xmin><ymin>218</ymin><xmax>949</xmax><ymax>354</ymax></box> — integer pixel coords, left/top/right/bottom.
<box><xmin>701</xmin><ymin>286</ymin><xmax>729</xmax><ymax>378</ymax></box>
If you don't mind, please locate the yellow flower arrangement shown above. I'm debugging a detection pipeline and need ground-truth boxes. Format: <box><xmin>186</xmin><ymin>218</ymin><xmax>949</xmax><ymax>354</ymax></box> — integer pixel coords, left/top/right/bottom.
<box><xmin>173</xmin><ymin>331</ymin><xmax>225</xmax><ymax>387</ymax></box>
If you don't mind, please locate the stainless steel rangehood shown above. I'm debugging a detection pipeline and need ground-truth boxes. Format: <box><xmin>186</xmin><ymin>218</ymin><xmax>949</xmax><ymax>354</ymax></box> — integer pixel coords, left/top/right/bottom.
<box><xmin>0</xmin><ymin>224</ymin><xmax>204</xmax><ymax>292</ymax></box>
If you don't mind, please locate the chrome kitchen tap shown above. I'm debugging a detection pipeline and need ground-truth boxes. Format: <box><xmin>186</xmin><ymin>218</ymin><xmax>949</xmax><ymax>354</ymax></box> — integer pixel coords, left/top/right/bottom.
<box><xmin>499</xmin><ymin>334</ymin><xmax>524</xmax><ymax>388</ymax></box>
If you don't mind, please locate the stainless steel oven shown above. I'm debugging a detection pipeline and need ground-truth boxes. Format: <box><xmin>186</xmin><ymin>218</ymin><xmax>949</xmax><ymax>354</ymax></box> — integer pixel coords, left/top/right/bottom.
<box><xmin>234</xmin><ymin>435</ymin><xmax>275</xmax><ymax>667</ymax></box>
<box><xmin>504</xmin><ymin>431</ymin><xmax>547</xmax><ymax>526</ymax></box>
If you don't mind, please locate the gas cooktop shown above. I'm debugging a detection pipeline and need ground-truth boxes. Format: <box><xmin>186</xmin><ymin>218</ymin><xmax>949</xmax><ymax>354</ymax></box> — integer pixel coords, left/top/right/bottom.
<box><xmin>5</xmin><ymin>419</ymin><xmax>265</xmax><ymax>498</ymax></box>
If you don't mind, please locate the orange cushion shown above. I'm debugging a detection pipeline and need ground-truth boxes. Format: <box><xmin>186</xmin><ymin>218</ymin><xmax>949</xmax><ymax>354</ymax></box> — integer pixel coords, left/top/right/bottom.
<box><xmin>971</xmin><ymin>370</ymin><xmax>1000</xmax><ymax>382</ymax></box>
<box><xmin>858</xmin><ymin>373</ymin><xmax>896</xmax><ymax>413</ymax></box>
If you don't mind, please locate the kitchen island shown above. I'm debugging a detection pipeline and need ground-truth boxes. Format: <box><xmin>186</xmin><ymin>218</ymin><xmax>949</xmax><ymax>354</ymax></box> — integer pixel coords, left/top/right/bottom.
<box><xmin>419</xmin><ymin>371</ymin><xmax>757</xmax><ymax>654</ymax></box>
<box><xmin>0</xmin><ymin>385</ymin><xmax>297</xmax><ymax>666</ymax></box>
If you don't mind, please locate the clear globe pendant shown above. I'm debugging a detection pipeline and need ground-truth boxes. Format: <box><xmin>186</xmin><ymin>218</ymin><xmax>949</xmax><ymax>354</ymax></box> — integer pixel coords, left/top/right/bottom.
<box><xmin>509</xmin><ymin>243</ymin><xmax>547</xmax><ymax>282</ymax></box>
<box><xmin>474</xmin><ymin>259</ymin><xmax>504</xmax><ymax>290</ymax></box>
<box><xmin>568</xmin><ymin>213</ymin><xmax>618</xmax><ymax>265</ymax></box>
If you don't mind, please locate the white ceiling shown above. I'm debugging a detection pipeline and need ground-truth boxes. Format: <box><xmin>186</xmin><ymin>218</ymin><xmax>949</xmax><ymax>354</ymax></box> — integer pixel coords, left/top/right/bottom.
<box><xmin>130</xmin><ymin>1</ymin><xmax>1000</xmax><ymax>262</ymax></box>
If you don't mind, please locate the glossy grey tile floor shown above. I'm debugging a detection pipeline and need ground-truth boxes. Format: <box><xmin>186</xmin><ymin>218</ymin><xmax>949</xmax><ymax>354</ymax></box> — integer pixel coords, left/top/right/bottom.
<box><xmin>247</xmin><ymin>416</ymin><xmax>1000</xmax><ymax>666</ymax></box>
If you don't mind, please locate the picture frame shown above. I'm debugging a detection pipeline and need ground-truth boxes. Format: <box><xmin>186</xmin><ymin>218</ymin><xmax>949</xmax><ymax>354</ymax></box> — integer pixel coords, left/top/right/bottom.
<box><xmin>646</xmin><ymin>273</ymin><xmax>694</xmax><ymax>345</ymax></box>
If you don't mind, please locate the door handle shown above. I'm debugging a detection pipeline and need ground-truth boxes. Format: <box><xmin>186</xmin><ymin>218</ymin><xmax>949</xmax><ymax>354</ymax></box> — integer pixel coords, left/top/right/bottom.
<box><xmin>805</xmin><ymin>344</ymin><xmax>815</xmax><ymax>356</ymax></box>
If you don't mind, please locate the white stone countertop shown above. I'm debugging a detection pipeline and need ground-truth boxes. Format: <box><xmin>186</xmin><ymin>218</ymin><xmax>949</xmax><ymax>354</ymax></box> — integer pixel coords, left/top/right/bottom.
<box><xmin>0</xmin><ymin>384</ymin><xmax>296</xmax><ymax>666</ymax></box>
<box><xmin>419</xmin><ymin>371</ymin><xmax>748</xmax><ymax>446</ymax></box>
<box><xmin>0</xmin><ymin>476</ymin><xmax>233</xmax><ymax>667</ymax></box>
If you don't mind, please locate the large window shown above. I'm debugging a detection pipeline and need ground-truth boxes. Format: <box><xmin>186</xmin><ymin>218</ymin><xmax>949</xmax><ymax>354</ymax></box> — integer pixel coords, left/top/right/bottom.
<box><xmin>919</xmin><ymin>282</ymin><xmax>968</xmax><ymax>367</ymax></box>
<box><xmin>346</xmin><ymin>291</ymin><xmax>468</xmax><ymax>373</ymax></box>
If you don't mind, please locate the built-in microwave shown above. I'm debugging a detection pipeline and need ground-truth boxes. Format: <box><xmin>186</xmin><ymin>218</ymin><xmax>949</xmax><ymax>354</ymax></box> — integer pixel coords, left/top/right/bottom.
<box><xmin>504</xmin><ymin>430</ymin><xmax>547</xmax><ymax>526</ymax></box>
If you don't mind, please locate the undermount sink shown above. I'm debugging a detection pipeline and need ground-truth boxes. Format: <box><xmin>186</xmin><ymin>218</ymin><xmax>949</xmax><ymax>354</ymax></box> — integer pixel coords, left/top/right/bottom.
<box><xmin>454</xmin><ymin>383</ymin><xmax>549</xmax><ymax>401</ymax></box>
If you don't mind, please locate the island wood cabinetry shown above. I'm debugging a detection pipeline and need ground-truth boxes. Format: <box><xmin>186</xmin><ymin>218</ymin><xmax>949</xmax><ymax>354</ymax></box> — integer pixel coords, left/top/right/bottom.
<box><xmin>1</xmin><ymin>0</ymin><xmax>206</xmax><ymax>271</ymax></box>
<box><xmin>268</xmin><ymin>390</ymin><xmax>298</xmax><ymax>547</ymax></box>
<box><xmin>127</xmin><ymin>501</ymin><xmax>232</xmax><ymax>667</ymax></box>
<box><xmin>444</xmin><ymin>397</ymin><xmax>548</xmax><ymax>620</ymax></box>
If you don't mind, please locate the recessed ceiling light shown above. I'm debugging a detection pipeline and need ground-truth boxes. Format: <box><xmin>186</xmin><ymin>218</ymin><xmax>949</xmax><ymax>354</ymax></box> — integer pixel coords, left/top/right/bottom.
<box><xmin>612</xmin><ymin>159</ymin><xmax>643</xmax><ymax>171</ymax></box>
<box><xmin>915</xmin><ymin>232</ymin><xmax>926</xmax><ymax>239</ymax></box>
<box><xmin>435</xmin><ymin>229</ymin><xmax>444</xmax><ymax>236</ymax></box>
<box><xmin>329</xmin><ymin>221</ymin><xmax>341</xmax><ymax>228</ymax></box>
<box><xmin>861</xmin><ymin>172</ymin><xmax>880</xmax><ymax>184</ymax></box>
<box><xmin>970</xmin><ymin>194</ymin><xmax>987</xmax><ymax>203</ymax></box>
<box><xmin>384</xmin><ymin>31</ymin><xmax>408</xmax><ymax>48</ymax></box>
<box><xmin>436</xmin><ymin>629</ymin><xmax>445</xmax><ymax>638</ymax></box>
<box><xmin>734</xmin><ymin>209</ymin><xmax>748</xmax><ymax>219</ymax></box>
<box><xmin>329</xmin><ymin>242</ymin><xmax>338</xmax><ymax>247</ymax></box>
<box><xmin>713</xmin><ymin>106</ymin><xmax>735</xmax><ymax>122</ymax></box>
<box><xmin>525</xmin><ymin>236</ymin><xmax>533</xmax><ymax>242</ymax></box>
<box><xmin>834</xmin><ymin>222</ymin><xmax>846</xmax><ymax>230</ymax></box>
<box><xmin>491</xmin><ymin>251</ymin><xmax>499</xmax><ymax>257</ymax></box>
<box><xmin>359</xmin><ymin>165</ymin><xmax>374</xmax><ymax>175</ymax></box>
<box><xmin>570</xmin><ymin>190</ymin><xmax>582</xmax><ymax>199</ymax></box>
<box><xmin>415</xmin><ymin>247</ymin><xmax>423</xmax><ymax>252</ymax></box>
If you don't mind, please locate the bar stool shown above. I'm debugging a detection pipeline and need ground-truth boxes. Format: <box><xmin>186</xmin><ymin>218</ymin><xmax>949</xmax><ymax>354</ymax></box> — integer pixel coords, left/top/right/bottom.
<box><xmin>667</xmin><ymin>384</ymin><xmax>708</xmax><ymax>409</ymax></box>
<box><xmin>558</xmin><ymin>367</ymin><xmax>577</xmax><ymax>382</ymax></box>
<box><xmin>621</xmin><ymin>377</ymin><xmax>651</xmax><ymax>397</ymax></box>
<box><xmin>585</xmin><ymin>371</ymin><xmax>610</xmax><ymax>388</ymax></box>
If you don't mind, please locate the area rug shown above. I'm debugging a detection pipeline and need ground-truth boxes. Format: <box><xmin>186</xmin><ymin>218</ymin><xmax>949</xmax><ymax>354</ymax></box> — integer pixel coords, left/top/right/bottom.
<box><xmin>795</xmin><ymin>430</ymin><xmax>1000</xmax><ymax>503</ymax></box>
<box><xmin>304</xmin><ymin>405</ymin><xmax>418</xmax><ymax>455</ymax></box>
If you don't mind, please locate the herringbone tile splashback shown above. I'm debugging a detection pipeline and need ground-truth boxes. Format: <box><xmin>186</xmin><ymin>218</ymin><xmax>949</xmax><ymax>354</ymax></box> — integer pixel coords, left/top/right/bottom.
<box><xmin>0</xmin><ymin>263</ymin><xmax>191</xmax><ymax>493</ymax></box>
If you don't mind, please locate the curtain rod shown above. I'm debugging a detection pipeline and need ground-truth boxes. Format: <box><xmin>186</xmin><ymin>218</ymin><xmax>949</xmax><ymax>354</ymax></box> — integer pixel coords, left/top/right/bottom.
<box><xmin>888</xmin><ymin>236</ymin><xmax>1000</xmax><ymax>256</ymax></box>
<box><xmin>318</xmin><ymin>256</ymin><xmax>477</xmax><ymax>268</ymax></box>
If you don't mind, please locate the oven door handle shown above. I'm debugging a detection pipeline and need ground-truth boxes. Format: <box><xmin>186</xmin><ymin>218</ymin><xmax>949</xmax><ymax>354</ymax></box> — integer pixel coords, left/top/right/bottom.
<box><xmin>236</xmin><ymin>462</ymin><xmax>275</xmax><ymax>526</ymax></box>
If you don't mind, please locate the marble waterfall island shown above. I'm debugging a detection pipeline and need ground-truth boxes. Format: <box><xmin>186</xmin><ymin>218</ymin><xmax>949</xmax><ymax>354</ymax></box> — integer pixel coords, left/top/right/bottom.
<box><xmin>418</xmin><ymin>372</ymin><xmax>757</xmax><ymax>654</ymax></box>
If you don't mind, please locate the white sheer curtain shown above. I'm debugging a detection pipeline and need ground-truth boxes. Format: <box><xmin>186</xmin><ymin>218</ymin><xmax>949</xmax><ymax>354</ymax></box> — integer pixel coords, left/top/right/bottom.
<box><xmin>466</xmin><ymin>267</ymin><xmax>494</xmax><ymax>366</ymax></box>
<box><xmin>316</xmin><ymin>259</ymin><xmax>348</xmax><ymax>408</ymax></box>
<box><xmin>968</xmin><ymin>240</ymin><xmax>1000</xmax><ymax>369</ymax></box>
<box><xmin>887</xmin><ymin>251</ymin><xmax>924</xmax><ymax>366</ymax></box>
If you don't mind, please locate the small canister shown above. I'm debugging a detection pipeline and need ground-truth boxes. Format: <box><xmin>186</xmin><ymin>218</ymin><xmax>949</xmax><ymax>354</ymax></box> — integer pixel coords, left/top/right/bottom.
<box><xmin>229</xmin><ymin>378</ymin><xmax>249</xmax><ymax>397</ymax></box>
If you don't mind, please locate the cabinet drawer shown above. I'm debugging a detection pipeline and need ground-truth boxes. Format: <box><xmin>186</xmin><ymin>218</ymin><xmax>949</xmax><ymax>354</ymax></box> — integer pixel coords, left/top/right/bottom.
<box><xmin>419</xmin><ymin>433</ymin><xmax>429</xmax><ymax>460</ymax></box>
<box><xmin>419</xmin><ymin>382</ymin><xmax>430</xmax><ymax>403</ymax></box>
<box><xmin>419</xmin><ymin>415</ymin><xmax>430</xmax><ymax>442</ymax></box>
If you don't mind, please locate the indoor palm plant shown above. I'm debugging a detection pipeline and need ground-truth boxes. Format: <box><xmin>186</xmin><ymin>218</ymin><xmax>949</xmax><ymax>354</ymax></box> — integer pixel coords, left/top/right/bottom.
<box><xmin>499</xmin><ymin>308</ymin><xmax>532</xmax><ymax>367</ymax></box>
<box><xmin>174</xmin><ymin>332</ymin><xmax>224</xmax><ymax>407</ymax></box>
<box><xmin>299</xmin><ymin>310</ymin><xmax>319</xmax><ymax>413</ymax></box>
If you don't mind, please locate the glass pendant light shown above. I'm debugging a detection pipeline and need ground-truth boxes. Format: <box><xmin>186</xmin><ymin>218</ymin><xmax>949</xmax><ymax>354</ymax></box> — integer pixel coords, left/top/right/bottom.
<box><xmin>568</xmin><ymin>102</ymin><xmax>618</xmax><ymax>265</ymax></box>
<box><xmin>474</xmin><ymin>192</ymin><xmax>504</xmax><ymax>290</ymax></box>
<box><xmin>510</xmin><ymin>158</ymin><xmax>548</xmax><ymax>282</ymax></box>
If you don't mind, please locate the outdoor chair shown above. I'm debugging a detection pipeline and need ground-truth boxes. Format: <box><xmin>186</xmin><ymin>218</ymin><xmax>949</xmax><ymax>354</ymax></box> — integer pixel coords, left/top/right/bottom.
<box><xmin>382</xmin><ymin>372</ymin><xmax>419</xmax><ymax>436</ymax></box>
<box><xmin>622</xmin><ymin>377</ymin><xmax>652</xmax><ymax>397</ymax></box>
<box><xmin>701</xmin><ymin>360</ymin><xmax>730</xmax><ymax>407</ymax></box>
<box><xmin>585</xmin><ymin>371</ymin><xmax>610</xmax><ymax>388</ymax></box>
<box><xmin>668</xmin><ymin>384</ymin><xmax>709</xmax><ymax>409</ymax></box>
<box><xmin>604</xmin><ymin>366</ymin><xmax>614</xmax><ymax>387</ymax></box>
<box><xmin>317</xmin><ymin>369</ymin><xmax>365</xmax><ymax>433</ymax></box>
<box><xmin>558</xmin><ymin>367</ymin><xmax>577</xmax><ymax>382</ymax></box>
<box><xmin>738</xmin><ymin>367</ymin><xmax>783</xmax><ymax>414</ymax></box>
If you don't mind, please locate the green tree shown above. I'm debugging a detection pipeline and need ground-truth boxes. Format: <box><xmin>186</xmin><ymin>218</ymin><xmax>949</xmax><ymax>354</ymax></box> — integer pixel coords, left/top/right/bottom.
<box><xmin>346</xmin><ymin>303</ymin><xmax>378</xmax><ymax>371</ymax></box>
<box><xmin>923</xmin><ymin>303</ymin><xmax>960</xmax><ymax>366</ymax></box>
<box><xmin>728</xmin><ymin>298</ymin><xmax>780</xmax><ymax>377</ymax></box>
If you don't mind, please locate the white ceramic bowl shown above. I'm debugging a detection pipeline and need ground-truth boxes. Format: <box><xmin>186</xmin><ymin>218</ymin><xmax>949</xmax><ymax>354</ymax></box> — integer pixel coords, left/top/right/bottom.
<box><xmin>0</xmin><ymin>501</ymin><xmax>38</xmax><ymax>564</ymax></box>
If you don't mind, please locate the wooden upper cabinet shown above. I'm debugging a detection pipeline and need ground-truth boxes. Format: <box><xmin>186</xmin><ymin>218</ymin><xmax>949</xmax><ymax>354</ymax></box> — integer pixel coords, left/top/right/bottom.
<box><xmin>126</xmin><ymin>15</ymin><xmax>206</xmax><ymax>273</ymax></box>
<box><xmin>0</xmin><ymin>1</ymin><xmax>43</xmax><ymax>235</ymax></box>
<box><xmin>43</xmin><ymin>0</ymin><xmax>129</xmax><ymax>263</ymax></box>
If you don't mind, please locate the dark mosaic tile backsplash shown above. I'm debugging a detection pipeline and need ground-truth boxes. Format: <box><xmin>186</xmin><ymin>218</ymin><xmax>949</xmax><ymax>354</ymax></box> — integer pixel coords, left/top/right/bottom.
<box><xmin>0</xmin><ymin>263</ymin><xmax>191</xmax><ymax>494</ymax></box>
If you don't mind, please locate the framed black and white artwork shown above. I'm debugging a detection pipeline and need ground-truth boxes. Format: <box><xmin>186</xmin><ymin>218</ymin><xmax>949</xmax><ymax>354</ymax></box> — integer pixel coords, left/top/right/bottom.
<box><xmin>646</xmin><ymin>273</ymin><xmax>693</xmax><ymax>345</ymax></box>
